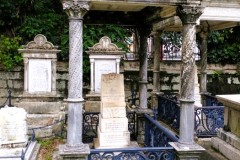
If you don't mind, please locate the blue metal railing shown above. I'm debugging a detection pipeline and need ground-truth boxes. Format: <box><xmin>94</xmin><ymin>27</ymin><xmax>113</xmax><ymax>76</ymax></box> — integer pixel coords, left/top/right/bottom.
<box><xmin>88</xmin><ymin>147</ymin><xmax>175</xmax><ymax>160</ymax></box>
<box><xmin>204</xmin><ymin>94</ymin><xmax>223</xmax><ymax>106</ymax></box>
<box><xmin>157</xmin><ymin>94</ymin><xmax>180</xmax><ymax>131</ymax></box>
<box><xmin>157</xmin><ymin>94</ymin><xmax>224</xmax><ymax>137</ymax></box>
<box><xmin>88</xmin><ymin>113</ymin><xmax>177</xmax><ymax>160</ymax></box>
<box><xmin>195</xmin><ymin>106</ymin><xmax>224</xmax><ymax>137</ymax></box>
<box><xmin>144</xmin><ymin>113</ymin><xmax>178</xmax><ymax>147</ymax></box>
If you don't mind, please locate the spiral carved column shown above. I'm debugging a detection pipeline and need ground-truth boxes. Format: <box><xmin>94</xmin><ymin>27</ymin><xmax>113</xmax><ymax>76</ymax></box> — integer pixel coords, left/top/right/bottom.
<box><xmin>59</xmin><ymin>0</ymin><xmax>90</xmax><ymax>158</ymax></box>
<box><xmin>169</xmin><ymin>5</ymin><xmax>205</xmax><ymax>160</ymax></box>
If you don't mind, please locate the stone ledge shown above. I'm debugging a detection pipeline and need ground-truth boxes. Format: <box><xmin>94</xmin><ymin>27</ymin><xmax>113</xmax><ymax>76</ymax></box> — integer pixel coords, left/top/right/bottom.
<box><xmin>212</xmin><ymin>137</ymin><xmax>240</xmax><ymax>160</ymax></box>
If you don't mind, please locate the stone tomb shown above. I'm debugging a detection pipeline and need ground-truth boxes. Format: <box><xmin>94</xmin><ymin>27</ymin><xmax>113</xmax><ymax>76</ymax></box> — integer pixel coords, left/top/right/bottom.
<box><xmin>94</xmin><ymin>73</ymin><xmax>131</xmax><ymax>148</ymax></box>
<box><xmin>85</xmin><ymin>36</ymin><xmax>125</xmax><ymax>112</ymax></box>
<box><xmin>0</xmin><ymin>106</ymin><xmax>39</xmax><ymax>159</ymax></box>
<box><xmin>16</xmin><ymin>34</ymin><xmax>64</xmax><ymax>138</ymax></box>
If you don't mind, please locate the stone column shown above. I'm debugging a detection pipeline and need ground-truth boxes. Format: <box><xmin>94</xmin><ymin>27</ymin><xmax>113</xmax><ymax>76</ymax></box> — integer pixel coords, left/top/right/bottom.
<box><xmin>23</xmin><ymin>58</ymin><xmax>28</xmax><ymax>92</ymax></box>
<box><xmin>138</xmin><ymin>26</ymin><xmax>150</xmax><ymax>110</ymax></box>
<box><xmin>170</xmin><ymin>5</ymin><xmax>205</xmax><ymax>160</ymax></box>
<box><xmin>136</xmin><ymin>26</ymin><xmax>152</xmax><ymax>145</ymax></box>
<box><xmin>59</xmin><ymin>1</ymin><xmax>90</xmax><ymax>159</ymax></box>
<box><xmin>151</xmin><ymin>30</ymin><xmax>162</xmax><ymax>109</ymax></box>
<box><xmin>52</xmin><ymin>59</ymin><xmax>57</xmax><ymax>95</ymax></box>
<box><xmin>90</xmin><ymin>59</ymin><xmax>94</xmax><ymax>93</ymax></box>
<box><xmin>199</xmin><ymin>21</ymin><xmax>209</xmax><ymax>105</ymax></box>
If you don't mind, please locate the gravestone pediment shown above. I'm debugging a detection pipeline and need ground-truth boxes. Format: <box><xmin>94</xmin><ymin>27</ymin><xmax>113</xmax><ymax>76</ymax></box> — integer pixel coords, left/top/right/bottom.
<box><xmin>88</xmin><ymin>36</ymin><xmax>124</xmax><ymax>54</ymax></box>
<box><xmin>24</xmin><ymin>34</ymin><xmax>58</xmax><ymax>50</ymax></box>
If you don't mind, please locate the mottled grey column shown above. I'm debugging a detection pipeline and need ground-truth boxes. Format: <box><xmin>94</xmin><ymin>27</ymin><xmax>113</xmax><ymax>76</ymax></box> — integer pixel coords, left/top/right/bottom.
<box><xmin>138</xmin><ymin>26</ymin><xmax>150</xmax><ymax>110</ymax></box>
<box><xmin>200</xmin><ymin>21</ymin><xmax>209</xmax><ymax>104</ymax></box>
<box><xmin>59</xmin><ymin>0</ymin><xmax>90</xmax><ymax>158</ymax></box>
<box><xmin>151</xmin><ymin>31</ymin><xmax>162</xmax><ymax>108</ymax></box>
<box><xmin>177</xmin><ymin>5</ymin><xmax>203</xmax><ymax>145</ymax></box>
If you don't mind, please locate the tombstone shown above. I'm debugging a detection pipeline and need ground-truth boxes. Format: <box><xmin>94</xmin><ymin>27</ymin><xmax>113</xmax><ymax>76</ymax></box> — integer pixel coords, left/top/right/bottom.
<box><xmin>0</xmin><ymin>106</ymin><xmax>39</xmax><ymax>159</ymax></box>
<box><xmin>94</xmin><ymin>73</ymin><xmax>131</xmax><ymax>148</ymax></box>
<box><xmin>85</xmin><ymin>36</ymin><xmax>125</xmax><ymax>112</ymax></box>
<box><xmin>16</xmin><ymin>34</ymin><xmax>64</xmax><ymax>138</ymax></box>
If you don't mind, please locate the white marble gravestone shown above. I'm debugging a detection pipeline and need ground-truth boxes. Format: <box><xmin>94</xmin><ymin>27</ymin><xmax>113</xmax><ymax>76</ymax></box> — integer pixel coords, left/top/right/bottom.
<box><xmin>85</xmin><ymin>36</ymin><xmax>125</xmax><ymax>112</ymax></box>
<box><xmin>87</xmin><ymin>36</ymin><xmax>125</xmax><ymax>94</ymax></box>
<box><xmin>94</xmin><ymin>73</ymin><xmax>130</xmax><ymax>148</ymax></box>
<box><xmin>19</xmin><ymin>34</ymin><xmax>60</xmax><ymax>95</ymax></box>
<box><xmin>0</xmin><ymin>107</ymin><xmax>28</xmax><ymax>147</ymax></box>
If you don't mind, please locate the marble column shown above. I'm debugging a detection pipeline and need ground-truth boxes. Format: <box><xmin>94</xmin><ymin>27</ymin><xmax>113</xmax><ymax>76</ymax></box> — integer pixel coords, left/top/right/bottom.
<box><xmin>151</xmin><ymin>31</ymin><xmax>162</xmax><ymax>109</ymax></box>
<box><xmin>169</xmin><ymin>5</ymin><xmax>205</xmax><ymax>160</ymax></box>
<box><xmin>199</xmin><ymin>21</ymin><xmax>209</xmax><ymax>105</ymax></box>
<box><xmin>59</xmin><ymin>1</ymin><xmax>90</xmax><ymax>159</ymax></box>
<box><xmin>138</xmin><ymin>26</ymin><xmax>150</xmax><ymax>110</ymax></box>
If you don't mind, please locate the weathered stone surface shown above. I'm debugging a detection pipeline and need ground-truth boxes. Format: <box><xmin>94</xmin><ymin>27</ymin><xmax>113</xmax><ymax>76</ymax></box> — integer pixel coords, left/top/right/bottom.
<box><xmin>212</xmin><ymin>137</ymin><xmax>240</xmax><ymax>160</ymax></box>
<box><xmin>97</xmin><ymin>128</ymin><xmax>130</xmax><ymax>147</ymax></box>
<box><xmin>101</xmin><ymin>106</ymin><xmax>126</xmax><ymax>118</ymax></box>
<box><xmin>99</xmin><ymin>117</ymin><xmax>128</xmax><ymax>132</ymax></box>
<box><xmin>0</xmin><ymin>107</ymin><xmax>27</xmax><ymax>147</ymax></box>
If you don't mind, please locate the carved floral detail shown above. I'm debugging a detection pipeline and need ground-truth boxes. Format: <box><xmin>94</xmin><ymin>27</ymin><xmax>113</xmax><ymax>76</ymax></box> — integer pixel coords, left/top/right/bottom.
<box><xmin>88</xmin><ymin>36</ymin><xmax>124</xmax><ymax>52</ymax></box>
<box><xmin>24</xmin><ymin>34</ymin><xmax>57</xmax><ymax>50</ymax></box>
<box><xmin>177</xmin><ymin>5</ymin><xmax>203</xmax><ymax>24</ymax></box>
<box><xmin>62</xmin><ymin>0</ymin><xmax>89</xmax><ymax>19</ymax></box>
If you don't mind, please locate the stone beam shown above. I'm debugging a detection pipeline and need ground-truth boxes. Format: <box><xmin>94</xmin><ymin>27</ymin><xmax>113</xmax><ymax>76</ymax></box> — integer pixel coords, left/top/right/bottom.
<box><xmin>199</xmin><ymin>7</ymin><xmax>240</xmax><ymax>22</ymax></box>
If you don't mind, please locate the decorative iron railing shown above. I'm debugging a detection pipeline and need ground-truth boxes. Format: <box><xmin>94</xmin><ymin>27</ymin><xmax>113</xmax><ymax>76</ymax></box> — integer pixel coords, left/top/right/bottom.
<box><xmin>88</xmin><ymin>147</ymin><xmax>175</xmax><ymax>160</ymax></box>
<box><xmin>204</xmin><ymin>94</ymin><xmax>223</xmax><ymax>106</ymax></box>
<box><xmin>157</xmin><ymin>94</ymin><xmax>180</xmax><ymax>131</ymax></box>
<box><xmin>195</xmin><ymin>106</ymin><xmax>224</xmax><ymax>137</ymax></box>
<box><xmin>82</xmin><ymin>111</ymin><xmax>137</xmax><ymax>143</ymax></box>
<box><xmin>157</xmin><ymin>94</ymin><xmax>224</xmax><ymax>137</ymax></box>
<box><xmin>144</xmin><ymin>113</ymin><xmax>178</xmax><ymax>147</ymax></box>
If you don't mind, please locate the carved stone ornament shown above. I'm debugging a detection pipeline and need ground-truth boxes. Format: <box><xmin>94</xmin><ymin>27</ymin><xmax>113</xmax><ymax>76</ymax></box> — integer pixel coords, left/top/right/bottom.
<box><xmin>177</xmin><ymin>5</ymin><xmax>203</xmax><ymax>24</ymax></box>
<box><xmin>62</xmin><ymin>0</ymin><xmax>89</xmax><ymax>19</ymax></box>
<box><xmin>24</xmin><ymin>34</ymin><xmax>57</xmax><ymax>50</ymax></box>
<box><xmin>87</xmin><ymin>36</ymin><xmax>124</xmax><ymax>53</ymax></box>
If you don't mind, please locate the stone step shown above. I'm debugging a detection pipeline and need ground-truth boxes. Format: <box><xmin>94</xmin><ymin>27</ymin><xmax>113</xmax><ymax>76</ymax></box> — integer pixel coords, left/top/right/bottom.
<box><xmin>15</xmin><ymin>101</ymin><xmax>65</xmax><ymax>114</ymax></box>
<box><xmin>27</xmin><ymin>113</ymin><xmax>65</xmax><ymax>138</ymax></box>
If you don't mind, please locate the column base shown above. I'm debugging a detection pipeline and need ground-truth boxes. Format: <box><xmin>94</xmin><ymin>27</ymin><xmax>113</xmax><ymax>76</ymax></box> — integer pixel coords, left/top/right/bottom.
<box><xmin>169</xmin><ymin>142</ymin><xmax>205</xmax><ymax>160</ymax></box>
<box><xmin>59</xmin><ymin>144</ymin><xmax>90</xmax><ymax>160</ymax></box>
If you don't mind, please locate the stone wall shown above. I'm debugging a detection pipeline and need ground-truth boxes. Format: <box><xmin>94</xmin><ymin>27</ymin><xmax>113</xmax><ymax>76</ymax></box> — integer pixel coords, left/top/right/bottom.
<box><xmin>1</xmin><ymin>61</ymin><xmax>240</xmax><ymax>106</ymax></box>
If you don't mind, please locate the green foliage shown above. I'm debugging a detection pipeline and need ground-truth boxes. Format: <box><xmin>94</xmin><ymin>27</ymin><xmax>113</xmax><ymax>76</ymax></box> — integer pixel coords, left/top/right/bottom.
<box><xmin>0</xmin><ymin>35</ymin><xmax>22</xmax><ymax>70</ymax></box>
<box><xmin>207</xmin><ymin>27</ymin><xmax>240</xmax><ymax>64</ymax></box>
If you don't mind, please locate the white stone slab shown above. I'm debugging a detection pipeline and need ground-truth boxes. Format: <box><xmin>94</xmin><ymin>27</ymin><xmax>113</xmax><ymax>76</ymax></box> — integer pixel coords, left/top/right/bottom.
<box><xmin>0</xmin><ymin>107</ymin><xmax>28</xmax><ymax>147</ymax></box>
<box><xmin>99</xmin><ymin>117</ymin><xmax>128</xmax><ymax>132</ymax></box>
<box><xmin>97</xmin><ymin>128</ymin><xmax>130</xmax><ymax>147</ymax></box>
<box><xmin>95</xmin><ymin>60</ymin><xmax>116</xmax><ymax>93</ymax></box>
<box><xmin>101</xmin><ymin>106</ymin><xmax>126</xmax><ymax>118</ymax></box>
<box><xmin>101</xmin><ymin>73</ymin><xmax>125</xmax><ymax>97</ymax></box>
<box><xmin>28</xmin><ymin>59</ymin><xmax>51</xmax><ymax>93</ymax></box>
<box><xmin>101</xmin><ymin>96</ymin><xmax>125</xmax><ymax>103</ymax></box>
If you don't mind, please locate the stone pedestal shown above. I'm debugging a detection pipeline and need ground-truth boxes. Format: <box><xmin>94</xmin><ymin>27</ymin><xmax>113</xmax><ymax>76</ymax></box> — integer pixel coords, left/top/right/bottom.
<box><xmin>17</xmin><ymin>34</ymin><xmax>64</xmax><ymax>138</ymax></box>
<box><xmin>0</xmin><ymin>106</ymin><xmax>39</xmax><ymax>159</ymax></box>
<box><xmin>94</xmin><ymin>73</ymin><xmax>131</xmax><ymax>148</ymax></box>
<box><xmin>213</xmin><ymin>94</ymin><xmax>240</xmax><ymax>160</ymax></box>
<box><xmin>85</xmin><ymin>36</ymin><xmax>125</xmax><ymax>112</ymax></box>
<box><xmin>169</xmin><ymin>142</ymin><xmax>205</xmax><ymax>160</ymax></box>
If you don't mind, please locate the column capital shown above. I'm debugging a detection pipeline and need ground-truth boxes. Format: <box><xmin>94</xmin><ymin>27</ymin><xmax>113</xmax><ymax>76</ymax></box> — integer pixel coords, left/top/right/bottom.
<box><xmin>199</xmin><ymin>21</ymin><xmax>209</xmax><ymax>39</ymax></box>
<box><xmin>177</xmin><ymin>5</ymin><xmax>203</xmax><ymax>24</ymax></box>
<box><xmin>62</xmin><ymin>0</ymin><xmax>90</xmax><ymax>19</ymax></box>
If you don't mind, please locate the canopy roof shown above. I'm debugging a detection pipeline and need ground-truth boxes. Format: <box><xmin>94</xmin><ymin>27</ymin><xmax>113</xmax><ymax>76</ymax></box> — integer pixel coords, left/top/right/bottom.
<box><xmin>84</xmin><ymin>0</ymin><xmax>240</xmax><ymax>31</ymax></box>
